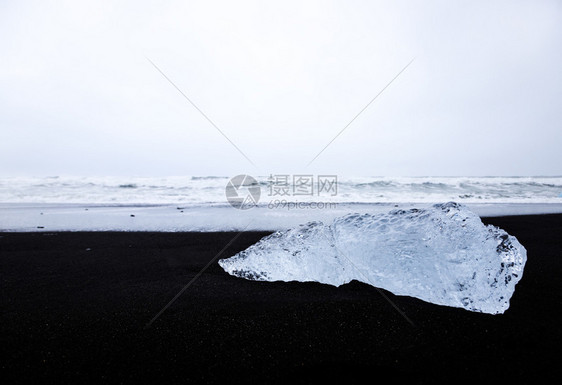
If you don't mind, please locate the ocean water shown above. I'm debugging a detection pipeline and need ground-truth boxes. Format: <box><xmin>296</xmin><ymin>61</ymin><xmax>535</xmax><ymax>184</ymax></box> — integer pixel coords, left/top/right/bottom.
<box><xmin>1</xmin><ymin>176</ymin><xmax>561</xmax><ymax>231</ymax></box>
<box><xmin>1</xmin><ymin>175</ymin><xmax>562</xmax><ymax>204</ymax></box>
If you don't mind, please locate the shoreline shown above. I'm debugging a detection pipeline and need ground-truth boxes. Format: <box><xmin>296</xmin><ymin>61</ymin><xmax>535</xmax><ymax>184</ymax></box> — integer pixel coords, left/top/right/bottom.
<box><xmin>2</xmin><ymin>203</ymin><xmax>562</xmax><ymax>233</ymax></box>
<box><xmin>1</xmin><ymin>214</ymin><xmax>561</xmax><ymax>383</ymax></box>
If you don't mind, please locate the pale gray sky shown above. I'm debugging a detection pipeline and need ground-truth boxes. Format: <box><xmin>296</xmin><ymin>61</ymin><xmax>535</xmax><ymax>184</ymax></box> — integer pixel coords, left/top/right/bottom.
<box><xmin>1</xmin><ymin>0</ymin><xmax>561</xmax><ymax>176</ymax></box>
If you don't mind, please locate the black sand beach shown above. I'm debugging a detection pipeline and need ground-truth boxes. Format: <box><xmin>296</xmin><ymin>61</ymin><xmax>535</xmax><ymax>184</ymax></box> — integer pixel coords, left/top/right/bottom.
<box><xmin>1</xmin><ymin>214</ymin><xmax>561</xmax><ymax>384</ymax></box>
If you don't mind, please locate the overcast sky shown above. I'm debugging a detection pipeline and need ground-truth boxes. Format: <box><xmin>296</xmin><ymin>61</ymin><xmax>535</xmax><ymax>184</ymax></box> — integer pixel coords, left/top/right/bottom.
<box><xmin>1</xmin><ymin>0</ymin><xmax>561</xmax><ymax>177</ymax></box>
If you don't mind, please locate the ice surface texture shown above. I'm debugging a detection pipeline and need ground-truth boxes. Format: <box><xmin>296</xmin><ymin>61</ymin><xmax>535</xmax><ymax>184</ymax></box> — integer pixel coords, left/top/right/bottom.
<box><xmin>219</xmin><ymin>203</ymin><xmax>526</xmax><ymax>314</ymax></box>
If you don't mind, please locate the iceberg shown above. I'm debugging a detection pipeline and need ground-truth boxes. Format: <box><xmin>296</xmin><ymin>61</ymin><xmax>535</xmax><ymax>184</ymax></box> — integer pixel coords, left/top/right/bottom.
<box><xmin>219</xmin><ymin>202</ymin><xmax>526</xmax><ymax>314</ymax></box>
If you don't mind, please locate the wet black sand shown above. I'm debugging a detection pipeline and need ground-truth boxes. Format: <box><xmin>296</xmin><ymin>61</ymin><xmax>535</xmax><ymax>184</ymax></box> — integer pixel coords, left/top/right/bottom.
<box><xmin>1</xmin><ymin>214</ymin><xmax>561</xmax><ymax>384</ymax></box>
